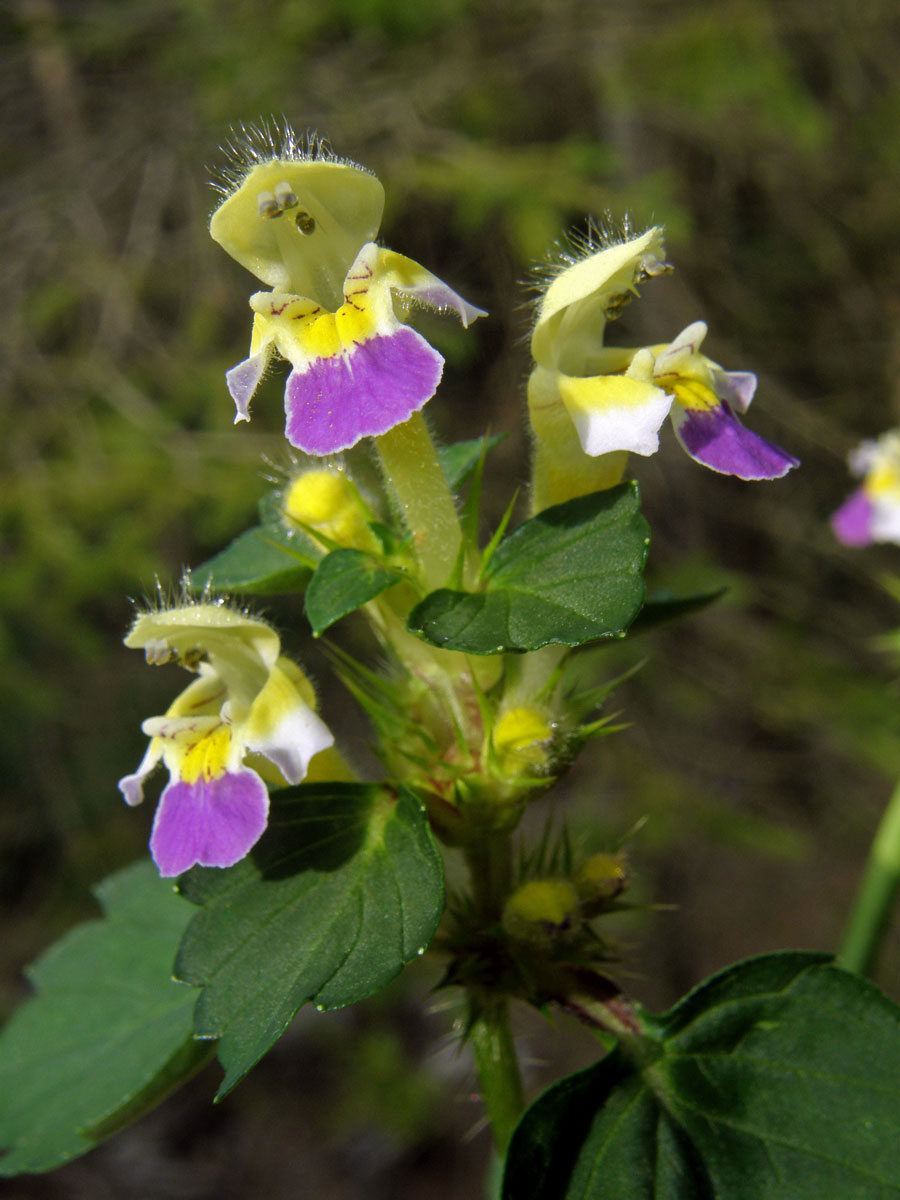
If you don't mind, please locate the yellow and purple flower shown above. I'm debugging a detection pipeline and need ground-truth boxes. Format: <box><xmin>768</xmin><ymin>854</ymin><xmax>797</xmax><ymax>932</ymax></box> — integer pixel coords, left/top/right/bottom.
<box><xmin>649</xmin><ymin>320</ymin><xmax>798</xmax><ymax>479</ymax></box>
<box><xmin>211</xmin><ymin>130</ymin><xmax>484</xmax><ymax>455</ymax></box>
<box><xmin>528</xmin><ymin>225</ymin><xmax>797</xmax><ymax>506</ymax></box>
<box><xmin>831</xmin><ymin>431</ymin><xmax>900</xmax><ymax>546</ymax></box>
<box><xmin>118</xmin><ymin>602</ymin><xmax>333</xmax><ymax>876</ymax></box>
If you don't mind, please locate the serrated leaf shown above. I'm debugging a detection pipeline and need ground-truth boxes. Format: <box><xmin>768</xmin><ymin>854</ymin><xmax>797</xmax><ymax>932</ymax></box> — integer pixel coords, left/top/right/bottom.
<box><xmin>174</xmin><ymin>783</ymin><xmax>443</xmax><ymax>1097</ymax></box>
<box><xmin>191</xmin><ymin>524</ymin><xmax>314</xmax><ymax>595</ymax></box>
<box><xmin>304</xmin><ymin>549</ymin><xmax>405</xmax><ymax>635</ymax></box>
<box><xmin>407</xmin><ymin>483</ymin><xmax>649</xmax><ymax>654</ymax></box>
<box><xmin>0</xmin><ymin>861</ymin><xmax>208</xmax><ymax>1175</ymax></box>
<box><xmin>438</xmin><ymin>434</ymin><xmax>507</xmax><ymax>491</ymax></box>
<box><xmin>504</xmin><ymin>952</ymin><xmax>900</xmax><ymax>1199</ymax></box>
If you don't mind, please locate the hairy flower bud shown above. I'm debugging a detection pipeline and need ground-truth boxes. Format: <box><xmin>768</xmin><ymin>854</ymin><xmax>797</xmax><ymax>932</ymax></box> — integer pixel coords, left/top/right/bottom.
<box><xmin>502</xmin><ymin>879</ymin><xmax>581</xmax><ymax>945</ymax></box>
<box><xmin>575</xmin><ymin>852</ymin><xmax>629</xmax><ymax>915</ymax></box>
<box><xmin>491</xmin><ymin>705</ymin><xmax>555</xmax><ymax>779</ymax></box>
<box><xmin>283</xmin><ymin>467</ymin><xmax>376</xmax><ymax>551</ymax></box>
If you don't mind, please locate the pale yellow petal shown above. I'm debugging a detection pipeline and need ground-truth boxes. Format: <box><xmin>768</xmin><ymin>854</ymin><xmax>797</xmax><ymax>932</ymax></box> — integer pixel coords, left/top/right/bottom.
<box><xmin>125</xmin><ymin>604</ymin><xmax>281</xmax><ymax>710</ymax></box>
<box><xmin>532</xmin><ymin>227</ymin><xmax>666</xmax><ymax>371</ymax></box>
<box><xmin>211</xmin><ymin>159</ymin><xmax>384</xmax><ymax>305</ymax></box>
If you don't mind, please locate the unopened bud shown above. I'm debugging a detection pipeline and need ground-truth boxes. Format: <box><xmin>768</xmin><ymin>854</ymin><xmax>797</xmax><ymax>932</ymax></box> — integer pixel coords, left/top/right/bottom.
<box><xmin>502</xmin><ymin>879</ymin><xmax>580</xmax><ymax>945</ymax></box>
<box><xmin>283</xmin><ymin>468</ymin><xmax>375</xmax><ymax>550</ymax></box>
<box><xmin>492</xmin><ymin>705</ymin><xmax>554</xmax><ymax>778</ymax></box>
<box><xmin>575</xmin><ymin>852</ymin><xmax>628</xmax><ymax>913</ymax></box>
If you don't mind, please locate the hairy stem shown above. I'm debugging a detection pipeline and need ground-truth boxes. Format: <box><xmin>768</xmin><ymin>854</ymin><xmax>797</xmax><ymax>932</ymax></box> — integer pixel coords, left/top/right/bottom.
<box><xmin>375</xmin><ymin>411</ymin><xmax>462</xmax><ymax>591</ymax></box>
<box><xmin>838</xmin><ymin>774</ymin><xmax>900</xmax><ymax>975</ymax></box>
<box><xmin>462</xmin><ymin>831</ymin><xmax>524</xmax><ymax>1153</ymax></box>
<box><xmin>469</xmin><ymin>998</ymin><xmax>525</xmax><ymax>1154</ymax></box>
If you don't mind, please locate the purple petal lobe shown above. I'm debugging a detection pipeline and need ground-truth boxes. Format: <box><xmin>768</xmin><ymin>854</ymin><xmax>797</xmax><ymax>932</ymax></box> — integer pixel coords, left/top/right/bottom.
<box><xmin>118</xmin><ymin>770</ymin><xmax>150</xmax><ymax>808</ymax></box>
<box><xmin>671</xmin><ymin>402</ymin><xmax>799</xmax><ymax>480</ymax></box>
<box><xmin>399</xmin><ymin>283</ymin><xmax>487</xmax><ymax>328</ymax></box>
<box><xmin>831</xmin><ymin>488</ymin><xmax>875</xmax><ymax>546</ymax></box>
<box><xmin>118</xmin><ymin>741</ymin><xmax>162</xmax><ymax>807</ymax></box>
<box><xmin>714</xmin><ymin>369</ymin><xmax>757</xmax><ymax>413</ymax></box>
<box><xmin>150</xmin><ymin>768</ymin><xmax>269</xmax><ymax>877</ymax></box>
<box><xmin>284</xmin><ymin>327</ymin><xmax>443</xmax><ymax>455</ymax></box>
<box><xmin>227</xmin><ymin>350</ymin><xmax>268</xmax><ymax>422</ymax></box>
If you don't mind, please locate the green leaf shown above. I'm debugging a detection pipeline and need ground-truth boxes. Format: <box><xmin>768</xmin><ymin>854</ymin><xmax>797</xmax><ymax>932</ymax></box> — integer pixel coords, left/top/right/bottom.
<box><xmin>191</xmin><ymin>524</ymin><xmax>314</xmax><ymax>595</ymax></box>
<box><xmin>504</xmin><ymin>952</ymin><xmax>900</xmax><ymax>1199</ymax></box>
<box><xmin>628</xmin><ymin>587</ymin><xmax>726</xmax><ymax>634</ymax></box>
<box><xmin>438</xmin><ymin>434</ymin><xmax>507</xmax><ymax>491</ymax></box>
<box><xmin>174</xmin><ymin>783</ymin><xmax>444</xmax><ymax>1097</ymax></box>
<box><xmin>0</xmin><ymin>861</ymin><xmax>208</xmax><ymax>1175</ymax></box>
<box><xmin>407</xmin><ymin>483</ymin><xmax>649</xmax><ymax>654</ymax></box>
<box><xmin>304</xmin><ymin>549</ymin><xmax>405</xmax><ymax>635</ymax></box>
<box><xmin>367</xmin><ymin>520</ymin><xmax>411</xmax><ymax>557</ymax></box>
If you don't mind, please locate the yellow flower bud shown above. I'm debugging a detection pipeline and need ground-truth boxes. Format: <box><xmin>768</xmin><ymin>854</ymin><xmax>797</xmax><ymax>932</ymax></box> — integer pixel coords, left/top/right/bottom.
<box><xmin>283</xmin><ymin>468</ymin><xmax>376</xmax><ymax>550</ymax></box>
<box><xmin>575</xmin><ymin>852</ymin><xmax>629</xmax><ymax>913</ymax></box>
<box><xmin>502</xmin><ymin>879</ymin><xmax>580</xmax><ymax>944</ymax></box>
<box><xmin>492</xmin><ymin>705</ymin><xmax>554</xmax><ymax>778</ymax></box>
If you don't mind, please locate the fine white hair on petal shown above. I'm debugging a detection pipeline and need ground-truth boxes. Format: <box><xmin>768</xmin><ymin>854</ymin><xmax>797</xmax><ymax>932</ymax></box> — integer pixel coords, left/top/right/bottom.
<box><xmin>209</xmin><ymin>118</ymin><xmax>375</xmax><ymax>201</ymax></box>
<box><xmin>529</xmin><ymin>213</ymin><xmax>643</xmax><ymax>299</ymax></box>
<box><xmin>127</xmin><ymin>574</ymin><xmax>255</xmax><ymax>632</ymax></box>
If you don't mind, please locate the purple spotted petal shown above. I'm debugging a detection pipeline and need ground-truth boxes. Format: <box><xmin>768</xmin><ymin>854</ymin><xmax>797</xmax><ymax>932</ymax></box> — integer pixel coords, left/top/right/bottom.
<box><xmin>284</xmin><ymin>327</ymin><xmax>443</xmax><ymax>454</ymax></box>
<box><xmin>149</xmin><ymin>768</ymin><xmax>269</xmax><ymax>877</ymax></box>
<box><xmin>831</xmin><ymin>488</ymin><xmax>875</xmax><ymax>546</ymax></box>
<box><xmin>671</xmin><ymin>402</ymin><xmax>799</xmax><ymax>480</ymax></box>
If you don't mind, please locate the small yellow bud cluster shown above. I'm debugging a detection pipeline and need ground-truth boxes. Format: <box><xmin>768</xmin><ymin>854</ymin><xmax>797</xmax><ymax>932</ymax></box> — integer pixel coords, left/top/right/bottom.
<box><xmin>400</xmin><ymin>701</ymin><xmax>565</xmax><ymax>845</ymax></box>
<box><xmin>501</xmin><ymin>854</ymin><xmax>629</xmax><ymax>947</ymax></box>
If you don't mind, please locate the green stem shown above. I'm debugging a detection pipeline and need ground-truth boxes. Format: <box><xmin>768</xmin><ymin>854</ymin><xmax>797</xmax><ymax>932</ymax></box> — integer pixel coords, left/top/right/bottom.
<box><xmin>469</xmin><ymin>998</ymin><xmax>525</xmax><ymax>1154</ymax></box>
<box><xmin>462</xmin><ymin>830</ymin><xmax>523</xmax><ymax>1153</ymax></box>
<box><xmin>504</xmin><ymin>644</ymin><xmax>566</xmax><ymax>706</ymax></box>
<box><xmin>838</xmin><ymin>774</ymin><xmax>900</xmax><ymax>975</ymax></box>
<box><xmin>465</xmin><ymin>836</ymin><xmax>513</xmax><ymax>923</ymax></box>
<box><xmin>375</xmin><ymin>411</ymin><xmax>462</xmax><ymax>591</ymax></box>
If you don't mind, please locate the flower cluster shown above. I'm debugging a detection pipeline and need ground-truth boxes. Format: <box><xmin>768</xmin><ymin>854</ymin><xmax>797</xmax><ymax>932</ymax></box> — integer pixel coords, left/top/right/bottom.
<box><xmin>211</xmin><ymin>136</ymin><xmax>484</xmax><ymax>455</ymax></box>
<box><xmin>119</xmin><ymin>602</ymin><xmax>333</xmax><ymax>875</ymax></box>
<box><xmin>528</xmin><ymin>225</ymin><xmax>798</xmax><ymax>508</ymax></box>
<box><xmin>120</xmin><ymin>130</ymin><xmax>802</xmax><ymax>877</ymax></box>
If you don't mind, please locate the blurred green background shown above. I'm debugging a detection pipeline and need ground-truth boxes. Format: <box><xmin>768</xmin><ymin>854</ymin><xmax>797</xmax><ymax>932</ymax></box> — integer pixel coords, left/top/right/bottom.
<box><xmin>4</xmin><ymin>0</ymin><xmax>900</xmax><ymax>1194</ymax></box>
